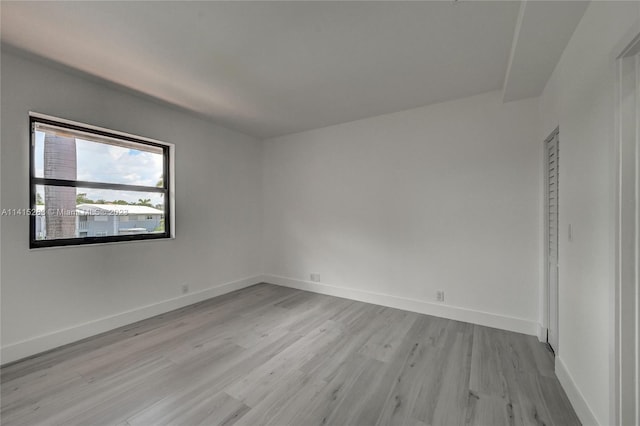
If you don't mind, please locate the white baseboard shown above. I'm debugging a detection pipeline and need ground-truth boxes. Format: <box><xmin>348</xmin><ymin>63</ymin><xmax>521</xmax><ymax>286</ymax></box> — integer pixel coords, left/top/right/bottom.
<box><xmin>555</xmin><ymin>356</ymin><xmax>600</xmax><ymax>426</ymax></box>
<box><xmin>537</xmin><ymin>323</ymin><xmax>547</xmax><ymax>343</ymax></box>
<box><xmin>264</xmin><ymin>274</ymin><xmax>538</xmax><ymax>336</ymax></box>
<box><xmin>1</xmin><ymin>275</ymin><xmax>264</xmax><ymax>365</ymax></box>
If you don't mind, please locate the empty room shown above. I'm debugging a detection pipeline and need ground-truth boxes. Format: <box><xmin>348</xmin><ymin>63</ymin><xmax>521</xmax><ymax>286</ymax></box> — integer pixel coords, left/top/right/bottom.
<box><xmin>1</xmin><ymin>1</ymin><xmax>639</xmax><ymax>425</ymax></box>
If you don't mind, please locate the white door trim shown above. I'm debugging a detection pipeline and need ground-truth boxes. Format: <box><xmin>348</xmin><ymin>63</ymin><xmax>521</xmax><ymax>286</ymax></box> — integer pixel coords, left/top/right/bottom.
<box><xmin>613</xmin><ymin>32</ymin><xmax>640</xmax><ymax>426</ymax></box>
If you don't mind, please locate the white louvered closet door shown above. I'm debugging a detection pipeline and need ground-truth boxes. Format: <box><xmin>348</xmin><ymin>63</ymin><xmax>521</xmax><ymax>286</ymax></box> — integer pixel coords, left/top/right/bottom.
<box><xmin>546</xmin><ymin>130</ymin><xmax>559</xmax><ymax>353</ymax></box>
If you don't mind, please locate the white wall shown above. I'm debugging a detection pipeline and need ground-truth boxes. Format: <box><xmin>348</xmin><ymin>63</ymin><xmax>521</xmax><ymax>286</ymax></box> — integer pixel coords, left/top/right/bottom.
<box><xmin>0</xmin><ymin>51</ymin><xmax>263</xmax><ymax>363</ymax></box>
<box><xmin>538</xmin><ymin>2</ymin><xmax>640</xmax><ymax>425</ymax></box>
<box><xmin>263</xmin><ymin>91</ymin><xmax>541</xmax><ymax>334</ymax></box>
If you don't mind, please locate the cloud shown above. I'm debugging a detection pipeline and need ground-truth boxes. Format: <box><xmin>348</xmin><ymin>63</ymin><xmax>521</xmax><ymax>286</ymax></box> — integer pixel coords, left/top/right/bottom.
<box><xmin>77</xmin><ymin>139</ymin><xmax>163</xmax><ymax>187</ymax></box>
<box><xmin>34</xmin><ymin>132</ymin><xmax>165</xmax><ymax>206</ymax></box>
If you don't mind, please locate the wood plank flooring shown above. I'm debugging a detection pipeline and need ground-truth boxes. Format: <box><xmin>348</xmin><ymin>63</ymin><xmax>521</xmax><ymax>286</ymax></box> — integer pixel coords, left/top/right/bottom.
<box><xmin>1</xmin><ymin>283</ymin><xmax>580</xmax><ymax>426</ymax></box>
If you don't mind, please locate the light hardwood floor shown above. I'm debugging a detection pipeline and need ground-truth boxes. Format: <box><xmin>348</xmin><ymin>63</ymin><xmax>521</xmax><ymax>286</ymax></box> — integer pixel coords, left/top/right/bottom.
<box><xmin>1</xmin><ymin>283</ymin><xmax>580</xmax><ymax>426</ymax></box>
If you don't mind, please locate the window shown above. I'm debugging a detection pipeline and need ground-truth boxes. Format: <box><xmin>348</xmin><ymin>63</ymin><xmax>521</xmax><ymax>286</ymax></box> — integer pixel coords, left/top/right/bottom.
<box><xmin>30</xmin><ymin>114</ymin><xmax>172</xmax><ymax>248</ymax></box>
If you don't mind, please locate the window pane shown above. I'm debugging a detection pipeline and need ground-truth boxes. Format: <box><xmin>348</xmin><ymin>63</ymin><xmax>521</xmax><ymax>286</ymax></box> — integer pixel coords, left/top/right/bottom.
<box><xmin>34</xmin><ymin>129</ymin><xmax>164</xmax><ymax>187</ymax></box>
<box><xmin>35</xmin><ymin>185</ymin><xmax>165</xmax><ymax>241</ymax></box>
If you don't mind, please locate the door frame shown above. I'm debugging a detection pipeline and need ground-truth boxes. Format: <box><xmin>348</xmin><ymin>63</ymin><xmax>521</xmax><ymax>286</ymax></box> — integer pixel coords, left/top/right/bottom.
<box><xmin>612</xmin><ymin>31</ymin><xmax>640</xmax><ymax>426</ymax></box>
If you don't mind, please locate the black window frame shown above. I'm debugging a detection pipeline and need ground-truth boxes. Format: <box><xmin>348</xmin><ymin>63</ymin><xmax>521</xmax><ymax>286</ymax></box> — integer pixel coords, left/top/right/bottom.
<box><xmin>29</xmin><ymin>115</ymin><xmax>172</xmax><ymax>248</ymax></box>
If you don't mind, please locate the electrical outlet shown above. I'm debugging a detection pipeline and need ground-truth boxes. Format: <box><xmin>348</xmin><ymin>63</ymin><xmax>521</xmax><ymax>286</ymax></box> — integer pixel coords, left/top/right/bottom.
<box><xmin>436</xmin><ymin>290</ymin><xmax>445</xmax><ymax>302</ymax></box>
<box><xmin>181</xmin><ymin>284</ymin><xmax>189</xmax><ymax>294</ymax></box>
<box><xmin>310</xmin><ymin>273</ymin><xmax>321</xmax><ymax>282</ymax></box>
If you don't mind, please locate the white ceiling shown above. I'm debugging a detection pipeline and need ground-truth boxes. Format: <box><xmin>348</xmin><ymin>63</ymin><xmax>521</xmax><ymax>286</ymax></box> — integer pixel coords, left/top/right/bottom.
<box><xmin>1</xmin><ymin>1</ymin><xmax>587</xmax><ymax>139</ymax></box>
<box><xmin>503</xmin><ymin>0</ymin><xmax>588</xmax><ymax>102</ymax></box>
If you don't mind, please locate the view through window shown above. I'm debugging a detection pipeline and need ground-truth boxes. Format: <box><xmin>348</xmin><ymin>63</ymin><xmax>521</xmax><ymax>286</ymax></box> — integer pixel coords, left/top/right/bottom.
<box><xmin>30</xmin><ymin>116</ymin><xmax>171</xmax><ymax>248</ymax></box>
